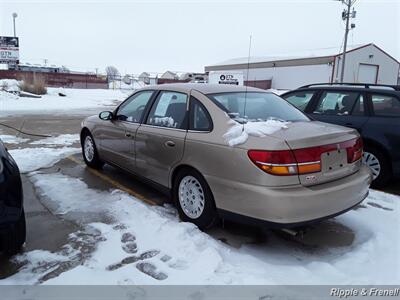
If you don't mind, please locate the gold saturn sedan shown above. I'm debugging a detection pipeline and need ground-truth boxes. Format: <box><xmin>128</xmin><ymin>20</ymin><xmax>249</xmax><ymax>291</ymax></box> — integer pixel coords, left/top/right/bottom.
<box><xmin>80</xmin><ymin>84</ymin><xmax>371</xmax><ymax>229</ymax></box>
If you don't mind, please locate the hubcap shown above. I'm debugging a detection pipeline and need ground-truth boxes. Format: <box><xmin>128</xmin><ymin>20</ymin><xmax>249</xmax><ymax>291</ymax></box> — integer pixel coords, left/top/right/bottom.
<box><xmin>178</xmin><ymin>176</ymin><xmax>205</xmax><ymax>219</ymax></box>
<box><xmin>84</xmin><ymin>136</ymin><xmax>95</xmax><ymax>162</ymax></box>
<box><xmin>363</xmin><ymin>151</ymin><xmax>381</xmax><ymax>180</ymax></box>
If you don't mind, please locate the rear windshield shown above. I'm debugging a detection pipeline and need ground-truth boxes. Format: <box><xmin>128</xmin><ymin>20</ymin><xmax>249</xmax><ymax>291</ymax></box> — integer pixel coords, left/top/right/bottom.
<box><xmin>207</xmin><ymin>92</ymin><xmax>309</xmax><ymax>123</ymax></box>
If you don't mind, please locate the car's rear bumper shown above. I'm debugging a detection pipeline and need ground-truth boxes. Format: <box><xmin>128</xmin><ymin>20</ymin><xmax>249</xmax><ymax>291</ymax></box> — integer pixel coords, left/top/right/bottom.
<box><xmin>206</xmin><ymin>165</ymin><xmax>372</xmax><ymax>226</ymax></box>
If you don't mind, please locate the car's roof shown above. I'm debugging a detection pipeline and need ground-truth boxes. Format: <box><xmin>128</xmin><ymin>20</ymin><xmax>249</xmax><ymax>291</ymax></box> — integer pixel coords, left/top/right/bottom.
<box><xmin>284</xmin><ymin>84</ymin><xmax>400</xmax><ymax>95</ymax></box>
<box><xmin>140</xmin><ymin>83</ymin><xmax>268</xmax><ymax>94</ymax></box>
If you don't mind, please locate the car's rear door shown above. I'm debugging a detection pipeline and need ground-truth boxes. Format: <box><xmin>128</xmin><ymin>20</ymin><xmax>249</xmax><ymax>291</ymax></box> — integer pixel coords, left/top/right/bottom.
<box><xmin>135</xmin><ymin>90</ymin><xmax>188</xmax><ymax>187</ymax></box>
<box><xmin>308</xmin><ymin>89</ymin><xmax>369</xmax><ymax>133</ymax></box>
<box><xmin>363</xmin><ymin>92</ymin><xmax>400</xmax><ymax>170</ymax></box>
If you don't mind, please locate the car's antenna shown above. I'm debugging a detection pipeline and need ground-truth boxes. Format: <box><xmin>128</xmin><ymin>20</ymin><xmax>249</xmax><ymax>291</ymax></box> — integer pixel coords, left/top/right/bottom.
<box><xmin>243</xmin><ymin>35</ymin><xmax>252</xmax><ymax>130</ymax></box>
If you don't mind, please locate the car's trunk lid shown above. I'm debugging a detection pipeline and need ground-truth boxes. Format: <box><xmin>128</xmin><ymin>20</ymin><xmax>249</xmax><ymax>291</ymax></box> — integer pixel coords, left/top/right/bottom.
<box><xmin>269</xmin><ymin>121</ymin><xmax>362</xmax><ymax>186</ymax></box>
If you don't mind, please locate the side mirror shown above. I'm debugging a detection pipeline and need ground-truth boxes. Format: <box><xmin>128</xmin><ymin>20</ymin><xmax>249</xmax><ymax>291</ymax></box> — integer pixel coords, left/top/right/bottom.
<box><xmin>99</xmin><ymin>111</ymin><xmax>113</xmax><ymax>120</ymax></box>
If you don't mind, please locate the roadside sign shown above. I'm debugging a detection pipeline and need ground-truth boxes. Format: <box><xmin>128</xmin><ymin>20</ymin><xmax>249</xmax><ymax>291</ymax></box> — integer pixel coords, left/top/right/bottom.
<box><xmin>0</xmin><ymin>36</ymin><xmax>19</xmax><ymax>64</ymax></box>
<box><xmin>208</xmin><ymin>71</ymin><xmax>244</xmax><ymax>85</ymax></box>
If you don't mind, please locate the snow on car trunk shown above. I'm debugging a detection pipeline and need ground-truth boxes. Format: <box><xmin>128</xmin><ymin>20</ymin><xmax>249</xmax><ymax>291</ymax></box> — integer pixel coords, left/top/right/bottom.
<box><xmin>223</xmin><ymin>119</ymin><xmax>290</xmax><ymax>147</ymax></box>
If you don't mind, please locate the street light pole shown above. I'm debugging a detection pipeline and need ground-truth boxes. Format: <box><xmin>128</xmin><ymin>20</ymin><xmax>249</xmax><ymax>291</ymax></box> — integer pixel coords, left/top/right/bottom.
<box><xmin>338</xmin><ymin>0</ymin><xmax>356</xmax><ymax>83</ymax></box>
<box><xmin>12</xmin><ymin>12</ymin><xmax>18</xmax><ymax>37</ymax></box>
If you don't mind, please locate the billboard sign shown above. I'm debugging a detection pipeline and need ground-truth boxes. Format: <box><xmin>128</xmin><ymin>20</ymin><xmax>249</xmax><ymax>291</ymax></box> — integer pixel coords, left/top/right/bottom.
<box><xmin>0</xmin><ymin>36</ymin><xmax>19</xmax><ymax>64</ymax></box>
<box><xmin>208</xmin><ymin>71</ymin><xmax>244</xmax><ymax>85</ymax></box>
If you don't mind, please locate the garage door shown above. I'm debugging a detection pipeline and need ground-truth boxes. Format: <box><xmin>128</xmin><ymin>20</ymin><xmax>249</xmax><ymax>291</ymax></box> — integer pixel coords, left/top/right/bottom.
<box><xmin>357</xmin><ymin>63</ymin><xmax>378</xmax><ymax>84</ymax></box>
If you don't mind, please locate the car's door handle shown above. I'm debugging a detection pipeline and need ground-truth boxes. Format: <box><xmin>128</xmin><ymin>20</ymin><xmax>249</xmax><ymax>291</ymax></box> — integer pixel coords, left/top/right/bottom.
<box><xmin>164</xmin><ymin>140</ymin><xmax>175</xmax><ymax>147</ymax></box>
<box><xmin>125</xmin><ymin>132</ymin><xmax>132</xmax><ymax>138</ymax></box>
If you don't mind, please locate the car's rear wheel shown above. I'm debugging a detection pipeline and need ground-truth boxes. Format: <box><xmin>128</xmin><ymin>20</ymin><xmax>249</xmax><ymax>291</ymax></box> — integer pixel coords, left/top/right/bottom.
<box><xmin>3</xmin><ymin>210</ymin><xmax>26</xmax><ymax>256</ymax></box>
<box><xmin>363</xmin><ymin>146</ymin><xmax>391</xmax><ymax>188</ymax></box>
<box><xmin>173</xmin><ymin>168</ymin><xmax>218</xmax><ymax>230</ymax></box>
<box><xmin>82</xmin><ymin>131</ymin><xmax>104</xmax><ymax>169</ymax></box>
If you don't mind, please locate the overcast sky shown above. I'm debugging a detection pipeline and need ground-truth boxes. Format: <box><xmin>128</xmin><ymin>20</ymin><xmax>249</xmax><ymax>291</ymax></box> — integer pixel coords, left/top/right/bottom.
<box><xmin>0</xmin><ymin>0</ymin><xmax>399</xmax><ymax>75</ymax></box>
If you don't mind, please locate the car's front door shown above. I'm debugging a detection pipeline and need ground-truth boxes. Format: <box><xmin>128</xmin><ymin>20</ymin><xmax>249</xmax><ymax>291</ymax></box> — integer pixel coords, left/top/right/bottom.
<box><xmin>135</xmin><ymin>90</ymin><xmax>188</xmax><ymax>187</ymax></box>
<box><xmin>282</xmin><ymin>90</ymin><xmax>317</xmax><ymax>113</ymax></box>
<box><xmin>309</xmin><ymin>90</ymin><xmax>369</xmax><ymax>133</ymax></box>
<box><xmin>99</xmin><ymin>90</ymin><xmax>155</xmax><ymax>171</ymax></box>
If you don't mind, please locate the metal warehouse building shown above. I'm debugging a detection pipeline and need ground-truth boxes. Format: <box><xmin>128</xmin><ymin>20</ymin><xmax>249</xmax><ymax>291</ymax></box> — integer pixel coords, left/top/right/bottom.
<box><xmin>205</xmin><ymin>43</ymin><xmax>400</xmax><ymax>90</ymax></box>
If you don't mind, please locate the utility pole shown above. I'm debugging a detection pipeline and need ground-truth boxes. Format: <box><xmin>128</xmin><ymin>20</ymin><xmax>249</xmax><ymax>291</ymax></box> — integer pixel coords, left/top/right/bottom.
<box><xmin>12</xmin><ymin>13</ymin><xmax>18</xmax><ymax>37</ymax></box>
<box><xmin>338</xmin><ymin>0</ymin><xmax>357</xmax><ymax>83</ymax></box>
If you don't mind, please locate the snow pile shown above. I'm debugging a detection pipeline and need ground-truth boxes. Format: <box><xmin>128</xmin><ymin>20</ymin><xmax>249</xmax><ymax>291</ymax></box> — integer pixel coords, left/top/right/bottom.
<box><xmin>0</xmin><ymin>134</ymin><xmax>30</xmax><ymax>144</ymax></box>
<box><xmin>30</xmin><ymin>134</ymin><xmax>80</xmax><ymax>146</ymax></box>
<box><xmin>9</xmin><ymin>147</ymin><xmax>80</xmax><ymax>172</ymax></box>
<box><xmin>224</xmin><ymin>119</ymin><xmax>290</xmax><ymax>146</ymax></box>
<box><xmin>46</xmin><ymin>87</ymin><xmax>67</xmax><ymax>96</ymax></box>
<box><xmin>0</xmin><ymin>79</ymin><xmax>20</xmax><ymax>92</ymax></box>
<box><xmin>0</xmin><ymin>90</ymin><xmax>19</xmax><ymax>101</ymax></box>
<box><xmin>0</xmin><ymin>86</ymin><xmax>129</xmax><ymax>117</ymax></box>
<box><xmin>152</xmin><ymin>117</ymin><xmax>175</xmax><ymax>128</ymax></box>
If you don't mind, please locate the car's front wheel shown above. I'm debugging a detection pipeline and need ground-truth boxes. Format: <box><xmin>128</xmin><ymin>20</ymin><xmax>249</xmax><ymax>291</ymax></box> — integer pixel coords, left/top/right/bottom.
<box><xmin>3</xmin><ymin>210</ymin><xmax>26</xmax><ymax>256</ymax></box>
<box><xmin>173</xmin><ymin>169</ymin><xmax>218</xmax><ymax>230</ymax></box>
<box><xmin>81</xmin><ymin>131</ymin><xmax>104</xmax><ymax>169</ymax></box>
<box><xmin>363</xmin><ymin>146</ymin><xmax>391</xmax><ymax>188</ymax></box>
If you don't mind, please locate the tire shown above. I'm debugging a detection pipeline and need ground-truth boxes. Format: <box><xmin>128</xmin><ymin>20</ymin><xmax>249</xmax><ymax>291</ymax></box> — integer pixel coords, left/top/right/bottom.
<box><xmin>81</xmin><ymin>131</ymin><xmax>104</xmax><ymax>169</ymax></box>
<box><xmin>3</xmin><ymin>210</ymin><xmax>26</xmax><ymax>256</ymax></box>
<box><xmin>363</xmin><ymin>146</ymin><xmax>392</xmax><ymax>188</ymax></box>
<box><xmin>173</xmin><ymin>168</ymin><xmax>218</xmax><ymax>230</ymax></box>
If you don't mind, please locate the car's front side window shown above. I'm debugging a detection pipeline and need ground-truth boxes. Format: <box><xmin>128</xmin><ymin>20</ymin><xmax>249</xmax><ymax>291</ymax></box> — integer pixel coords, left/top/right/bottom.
<box><xmin>116</xmin><ymin>91</ymin><xmax>154</xmax><ymax>123</ymax></box>
<box><xmin>283</xmin><ymin>91</ymin><xmax>315</xmax><ymax>112</ymax></box>
<box><xmin>313</xmin><ymin>91</ymin><xmax>360</xmax><ymax>116</ymax></box>
<box><xmin>146</xmin><ymin>91</ymin><xmax>188</xmax><ymax>129</ymax></box>
<box><xmin>371</xmin><ymin>94</ymin><xmax>400</xmax><ymax>117</ymax></box>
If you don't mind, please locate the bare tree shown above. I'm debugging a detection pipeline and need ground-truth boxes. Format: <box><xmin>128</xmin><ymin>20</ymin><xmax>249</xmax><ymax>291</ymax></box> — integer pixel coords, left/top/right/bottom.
<box><xmin>105</xmin><ymin>66</ymin><xmax>120</xmax><ymax>82</ymax></box>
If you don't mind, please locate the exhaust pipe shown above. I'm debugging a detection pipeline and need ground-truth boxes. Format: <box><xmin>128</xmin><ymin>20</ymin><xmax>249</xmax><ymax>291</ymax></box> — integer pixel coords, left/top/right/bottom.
<box><xmin>280</xmin><ymin>227</ymin><xmax>310</xmax><ymax>238</ymax></box>
<box><xmin>280</xmin><ymin>228</ymin><xmax>299</xmax><ymax>236</ymax></box>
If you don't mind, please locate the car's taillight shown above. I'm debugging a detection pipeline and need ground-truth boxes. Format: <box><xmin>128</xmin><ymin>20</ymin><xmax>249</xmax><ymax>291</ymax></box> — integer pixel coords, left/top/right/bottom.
<box><xmin>248</xmin><ymin>150</ymin><xmax>298</xmax><ymax>175</ymax></box>
<box><xmin>248</xmin><ymin>137</ymin><xmax>363</xmax><ymax>176</ymax></box>
<box><xmin>345</xmin><ymin>137</ymin><xmax>363</xmax><ymax>163</ymax></box>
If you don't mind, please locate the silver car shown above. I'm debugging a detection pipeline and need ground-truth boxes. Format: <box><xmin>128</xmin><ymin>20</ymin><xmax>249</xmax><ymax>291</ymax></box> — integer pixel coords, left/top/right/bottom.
<box><xmin>81</xmin><ymin>84</ymin><xmax>371</xmax><ymax>229</ymax></box>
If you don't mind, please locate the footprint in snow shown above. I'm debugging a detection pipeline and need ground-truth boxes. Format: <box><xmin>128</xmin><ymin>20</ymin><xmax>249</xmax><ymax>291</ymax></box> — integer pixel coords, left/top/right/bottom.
<box><xmin>136</xmin><ymin>262</ymin><xmax>168</xmax><ymax>280</ymax></box>
<box><xmin>121</xmin><ymin>232</ymin><xmax>138</xmax><ymax>254</ymax></box>
<box><xmin>106</xmin><ymin>250</ymin><xmax>160</xmax><ymax>271</ymax></box>
<box><xmin>367</xmin><ymin>202</ymin><xmax>393</xmax><ymax>211</ymax></box>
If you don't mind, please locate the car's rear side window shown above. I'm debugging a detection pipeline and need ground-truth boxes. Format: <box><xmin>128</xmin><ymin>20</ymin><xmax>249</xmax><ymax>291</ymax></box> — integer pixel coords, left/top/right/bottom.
<box><xmin>189</xmin><ymin>96</ymin><xmax>212</xmax><ymax>131</ymax></box>
<box><xmin>371</xmin><ymin>94</ymin><xmax>400</xmax><ymax>117</ymax></box>
<box><xmin>146</xmin><ymin>91</ymin><xmax>188</xmax><ymax>129</ymax></box>
<box><xmin>283</xmin><ymin>91</ymin><xmax>315</xmax><ymax>112</ymax></box>
<box><xmin>313</xmin><ymin>91</ymin><xmax>360</xmax><ymax>116</ymax></box>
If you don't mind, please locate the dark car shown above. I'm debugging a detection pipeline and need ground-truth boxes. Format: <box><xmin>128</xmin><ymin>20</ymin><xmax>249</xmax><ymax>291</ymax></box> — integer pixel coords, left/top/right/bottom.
<box><xmin>0</xmin><ymin>139</ymin><xmax>26</xmax><ymax>255</ymax></box>
<box><xmin>282</xmin><ymin>83</ymin><xmax>400</xmax><ymax>187</ymax></box>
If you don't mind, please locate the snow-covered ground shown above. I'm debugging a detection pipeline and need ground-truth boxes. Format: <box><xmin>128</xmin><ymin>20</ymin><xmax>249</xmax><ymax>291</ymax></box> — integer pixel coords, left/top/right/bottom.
<box><xmin>1</xmin><ymin>139</ymin><xmax>399</xmax><ymax>285</ymax></box>
<box><xmin>0</xmin><ymin>86</ymin><xmax>129</xmax><ymax>117</ymax></box>
<box><xmin>0</xmin><ymin>134</ymin><xmax>30</xmax><ymax>144</ymax></box>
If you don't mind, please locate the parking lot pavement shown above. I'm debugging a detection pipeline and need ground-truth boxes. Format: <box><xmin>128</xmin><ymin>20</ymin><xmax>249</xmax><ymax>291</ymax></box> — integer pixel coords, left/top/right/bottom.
<box><xmin>0</xmin><ymin>114</ymin><xmax>399</xmax><ymax>284</ymax></box>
